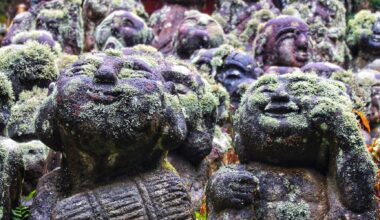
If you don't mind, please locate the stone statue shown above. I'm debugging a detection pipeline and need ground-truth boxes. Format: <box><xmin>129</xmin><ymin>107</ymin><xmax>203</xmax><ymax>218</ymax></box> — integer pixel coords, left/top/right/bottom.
<box><xmin>171</xmin><ymin>10</ymin><xmax>225</xmax><ymax>60</ymax></box>
<box><xmin>149</xmin><ymin>0</ymin><xmax>205</xmax><ymax>54</ymax></box>
<box><xmin>207</xmin><ymin>72</ymin><xmax>378</xmax><ymax>219</ymax></box>
<box><xmin>0</xmin><ymin>41</ymin><xmax>58</xmax><ymax>195</ymax></box>
<box><xmin>254</xmin><ymin>16</ymin><xmax>310</xmax><ymax>70</ymax></box>
<box><xmin>3</xmin><ymin>0</ymin><xmax>84</xmax><ymax>54</ymax></box>
<box><xmin>357</xmin><ymin>69</ymin><xmax>380</xmax><ymax>142</ymax></box>
<box><xmin>95</xmin><ymin>10</ymin><xmax>153</xmax><ymax>51</ymax></box>
<box><xmin>347</xmin><ymin>10</ymin><xmax>380</xmax><ymax>70</ymax></box>
<box><xmin>283</xmin><ymin>0</ymin><xmax>351</xmax><ymax>67</ymax></box>
<box><xmin>83</xmin><ymin>0</ymin><xmax>147</xmax><ymax>51</ymax></box>
<box><xmin>212</xmin><ymin>0</ymin><xmax>279</xmax><ymax>51</ymax></box>
<box><xmin>0</xmin><ymin>72</ymin><xmax>24</xmax><ymax>220</ymax></box>
<box><xmin>30</xmin><ymin>47</ymin><xmax>219</xmax><ymax>218</ymax></box>
<box><xmin>192</xmin><ymin>44</ymin><xmax>263</xmax><ymax>107</ymax></box>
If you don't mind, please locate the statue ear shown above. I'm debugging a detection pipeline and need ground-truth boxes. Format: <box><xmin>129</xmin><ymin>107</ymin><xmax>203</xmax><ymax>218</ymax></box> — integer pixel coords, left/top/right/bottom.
<box><xmin>159</xmin><ymin>92</ymin><xmax>188</xmax><ymax>151</ymax></box>
<box><xmin>35</xmin><ymin>83</ymin><xmax>62</xmax><ymax>152</ymax></box>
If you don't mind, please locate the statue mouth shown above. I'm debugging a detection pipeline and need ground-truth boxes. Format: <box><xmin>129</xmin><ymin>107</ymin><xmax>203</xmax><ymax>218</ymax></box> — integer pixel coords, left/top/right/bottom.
<box><xmin>87</xmin><ymin>88</ymin><xmax>122</xmax><ymax>104</ymax></box>
<box><xmin>264</xmin><ymin>103</ymin><xmax>299</xmax><ymax>117</ymax></box>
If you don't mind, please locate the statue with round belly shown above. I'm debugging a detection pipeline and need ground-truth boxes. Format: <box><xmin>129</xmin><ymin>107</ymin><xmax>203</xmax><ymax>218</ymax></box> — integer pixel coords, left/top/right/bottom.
<box><xmin>30</xmin><ymin>48</ymin><xmax>221</xmax><ymax>219</ymax></box>
<box><xmin>207</xmin><ymin>72</ymin><xmax>378</xmax><ymax>219</ymax></box>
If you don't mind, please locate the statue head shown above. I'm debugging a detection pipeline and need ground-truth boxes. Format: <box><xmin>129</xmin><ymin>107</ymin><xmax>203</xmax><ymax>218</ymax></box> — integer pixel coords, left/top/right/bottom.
<box><xmin>0</xmin><ymin>41</ymin><xmax>59</xmax><ymax>98</ymax></box>
<box><xmin>95</xmin><ymin>10</ymin><xmax>153</xmax><ymax>51</ymax></box>
<box><xmin>35</xmin><ymin>47</ymin><xmax>218</xmax><ymax>176</ymax></box>
<box><xmin>347</xmin><ymin>10</ymin><xmax>380</xmax><ymax>56</ymax></box>
<box><xmin>11</xmin><ymin>30</ymin><xmax>61</xmax><ymax>55</ymax></box>
<box><xmin>83</xmin><ymin>0</ymin><xmax>147</xmax><ymax>24</ymax></box>
<box><xmin>2</xmin><ymin>12</ymin><xmax>35</xmax><ymax>46</ymax></box>
<box><xmin>193</xmin><ymin>45</ymin><xmax>262</xmax><ymax>105</ymax></box>
<box><xmin>357</xmin><ymin>69</ymin><xmax>380</xmax><ymax>125</ymax></box>
<box><xmin>254</xmin><ymin>16</ymin><xmax>310</xmax><ymax>69</ymax></box>
<box><xmin>235</xmin><ymin>71</ymin><xmax>351</xmax><ymax>168</ymax></box>
<box><xmin>173</xmin><ymin>10</ymin><xmax>224</xmax><ymax>59</ymax></box>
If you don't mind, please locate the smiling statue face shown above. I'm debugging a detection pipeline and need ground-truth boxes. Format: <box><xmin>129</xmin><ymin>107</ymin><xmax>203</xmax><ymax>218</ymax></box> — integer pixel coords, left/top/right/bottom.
<box><xmin>174</xmin><ymin>11</ymin><xmax>224</xmax><ymax>59</ymax></box>
<box><xmin>276</xmin><ymin>28</ymin><xmax>309</xmax><ymax>67</ymax></box>
<box><xmin>55</xmin><ymin>53</ymin><xmax>165</xmax><ymax>162</ymax></box>
<box><xmin>236</xmin><ymin>72</ymin><xmax>350</xmax><ymax>165</ymax></box>
<box><xmin>361</xmin><ymin>18</ymin><xmax>380</xmax><ymax>55</ymax></box>
<box><xmin>95</xmin><ymin>10</ymin><xmax>153</xmax><ymax>51</ymax></box>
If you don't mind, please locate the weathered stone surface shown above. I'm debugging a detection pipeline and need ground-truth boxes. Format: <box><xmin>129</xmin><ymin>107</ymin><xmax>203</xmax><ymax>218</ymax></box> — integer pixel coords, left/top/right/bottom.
<box><xmin>283</xmin><ymin>0</ymin><xmax>351</xmax><ymax>67</ymax></box>
<box><xmin>254</xmin><ymin>16</ymin><xmax>310</xmax><ymax>70</ymax></box>
<box><xmin>83</xmin><ymin>0</ymin><xmax>147</xmax><ymax>51</ymax></box>
<box><xmin>31</xmin><ymin>46</ymin><xmax>220</xmax><ymax>218</ymax></box>
<box><xmin>0</xmin><ymin>137</ymin><xmax>24</xmax><ymax>220</ymax></box>
<box><xmin>207</xmin><ymin>72</ymin><xmax>378</xmax><ymax>219</ymax></box>
<box><xmin>171</xmin><ymin>10</ymin><xmax>224</xmax><ymax>59</ymax></box>
<box><xmin>95</xmin><ymin>10</ymin><xmax>153</xmax><ymax>51</ymax></box>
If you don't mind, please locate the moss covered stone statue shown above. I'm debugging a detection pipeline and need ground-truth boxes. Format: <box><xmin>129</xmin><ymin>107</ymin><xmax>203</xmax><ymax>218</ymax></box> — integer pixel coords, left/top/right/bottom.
<box><xmin>347</xmin><ymin>10</ymin><xmax>380</xmax><ymax>70</ymax></box>
<box><xmin>3</xmin><ymin>0</ymin><xmax>84</xmax><ymax>55</ymax></box>
<box><xmin>192</xmin><ymin>44</ymin><xmax>263</xmax><ymax>107</ymax></box>
<box><xmin>83</xmin><ymin>0</ymin><xmax>147</xmax><ymax>51</ymax></box>
<box><xmin>212</xmin><ymin>0</ymin><xmax>280</xmax><ymax>51</ymax></box>
<box><xmin>30</xmin><ymin>46</ymin><xmax>220</xmax><ymax>219</ymax></box>
<box><xmin>254</xmin><ymin>16</ymin><xmax>310</xmax><ymax>70</ymax></box>
<box><xmin>149</xmin><ymin>0</ymin><xmax>205</xmax><ymax>54</ymax></box>
<box><xmin>95</xmin><ymin>10</ymin><xmax>153</xmax><ymax>51</ymax></box>
<box><xmin>207</xmin><ymin>72</ymin><xmax>378</xmax><ymax>219</ymax></box>
<box><xmin>283</xmin><ymin>0</ymin><xmax>351</xmax><ymax>67</ymax></box>
<box><xmin>171</xmin><ymin>10</ymin><xmax>225</xmax><ymax>60</ymax></box>
<box><xmin>0</xmin><ymin>72</ymin><xmax>24</xmax><ymax>220</ymax></box>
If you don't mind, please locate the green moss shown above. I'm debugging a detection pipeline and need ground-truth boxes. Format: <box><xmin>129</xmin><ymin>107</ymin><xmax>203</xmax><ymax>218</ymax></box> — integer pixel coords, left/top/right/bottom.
<box><xmin>276</xmin><ymin>200</ymin><xmax>310</xmax><ymax>220</ymax></box>
<box><xmin>347</xmin><ymin>10</ymin><xmax>379</xmax><ymax>47</ymax></box>
<box><xmin>6</xmin><ymin>87</ymin><xmax>48</xmax><ymax>138</ymax></box>
<box><xmin>0</xmin><ymin>41</ymin><xmax>59</xmax><ymax>83</ymax></box>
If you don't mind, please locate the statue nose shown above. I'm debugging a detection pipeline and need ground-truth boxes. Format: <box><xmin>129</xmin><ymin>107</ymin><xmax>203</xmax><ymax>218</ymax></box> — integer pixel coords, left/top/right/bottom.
<box><xmin>271</xmin><ymin>90</ymin><xmax>290</xmax><ymax>103</ymax></box>
<box><xmin>296</xmin><ymin>33</ymin><xmax>308</xmax><ymax>49</ymax></box>
<box><xmin>94</xmin><ymin>66</ymin><xmax>118</xmax><ymax>84</ymax></box>
<box><xmin>373</xmin><ymin>21</ymin><xmax>380</xmax><ymax>34</ymax></box>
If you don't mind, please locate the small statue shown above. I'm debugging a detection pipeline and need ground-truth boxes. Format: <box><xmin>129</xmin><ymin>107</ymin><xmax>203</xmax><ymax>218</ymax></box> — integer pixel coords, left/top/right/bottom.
<box><xmin>192</xmin><ymin>44</ymin><xmax>263</xmax><ymax>107</ymax></box>
<box><xmin>0</xmin><ymin>72</ymin><xmax>24</xmax><ymax>220</ymax></box>
<box><xmin>254</xmin><ymin>16</ymin><xmax>310</xmax><ymax>70</ymax></box>
<box><xmin>95</xmin><ymin>10</ymin><xmax>153</xmax><ymax>51</ymax></box>
<box><xmin>1</xmin><ymin>12</ymin><xmax>35</xmax><ymax>46</ymax></box>
<box><xmin>0</xmin><ymin>41</ymin><xmax>59</xmax><ymax>195</ymax></box>
<box><xmin>212</xmin><ymin>0</ymin><xmax>280</xmax><ymax>51</ymax></box>
<box><xmin>30</xmin><ymin>47</ymin><xmax>219</xmax><ymax>219</ymax></box>
<box><xmin>357</xmin><ymin>69</ymin><xmax>380</xmax><ymax>142</ymax></box>
<box><xmin>149</xmin><ymin>0</ymin><xmax>205</xmax><ymax>54</ymax></box>
<box><xmin>171</xmin><ymin>10</ymin><xmax>225</xmax><ymax>59</ymax></box>
<box><xmin>83</xmin><ymin>0</ymin><xmax>147</xmax><ymax>51</ymax></box>
<box><xmin>3</xmin><ymin>0</ymin><xmax>84</xmax><ymax>54</ymax></box>
<box><xmin>347</xmin><ymin>10</ymin><xmax>380</xmax><ymax>70</ymax></box>
<box><xmin>207</xmin><ymin>72</ymin><xmax>378</xmax><ymax>219</ymax></box>
<box><xmin>283</xmin><ymin>0</ymin><xmax>351</xmax><ymax>67</ymax></box>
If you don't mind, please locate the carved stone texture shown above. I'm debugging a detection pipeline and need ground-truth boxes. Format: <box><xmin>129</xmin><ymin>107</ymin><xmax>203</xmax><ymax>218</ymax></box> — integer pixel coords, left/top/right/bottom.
<box><xmin>283</xmin><ymin>0</ymin><xmax>351</xmax><ymax>67</ymax></box>
<box><xmin>83</xmin><ymin>0</ymin><xmax>147</xmax><ymax>51</ymax></box>
<box><xmin>192</xmin><ymin>44</ymin><xmax>263</xmax><ymax>107</ymax></box>
<box><xmin>254</xmin><ymin>16</ymin><xmax>310</xmax><ymax>70</ymax></box>
<box><xmin>171</xmin><ymin>10</ymin><xmax>224</xmax><ymax>60</ymax></box>
<box><xmin>95</xmin><ymin>10</ymin><xmax>153</xmax><ymax>51</ymax></box>
<box><xmin>207</xmin><ymin>71</ymin><xmax>378</xmax><ymax>219</ymax></box>
<box><xmin>212</xmin><ymin>0</ymin><xmax>280</xmax><ymax>51</ymax></box>
<box><xmin>31</xmin><ymin>46</ymin><xmax>219</xmax><ymax>219</ymax></box>
<box><xmin>347</xmin><ymin>10</ymin><xmax>380</xmax><ymax>70</ymax></box>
